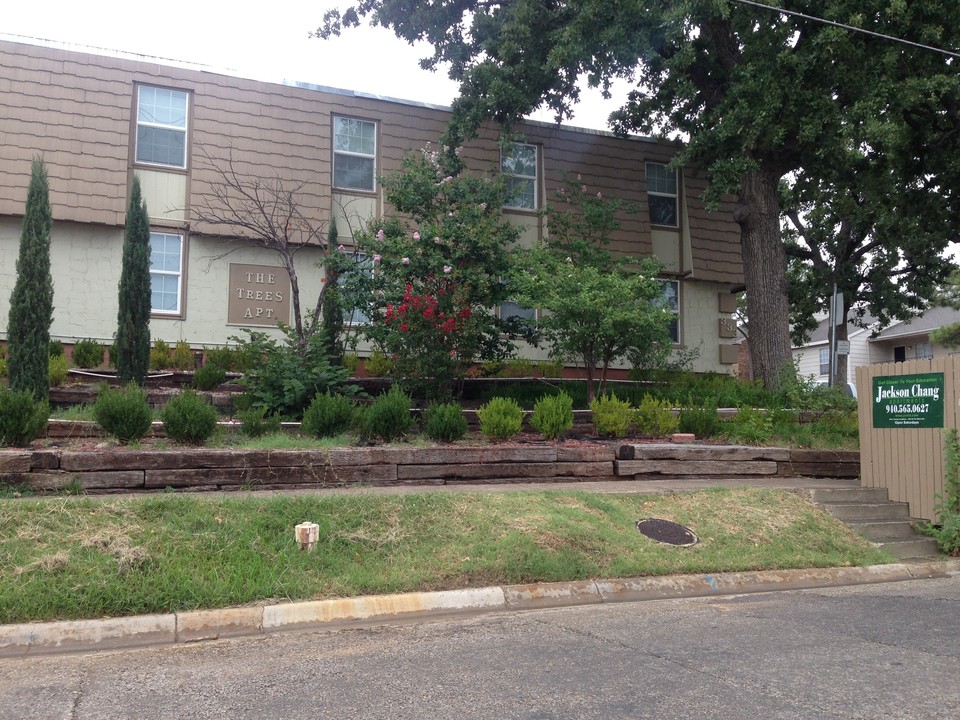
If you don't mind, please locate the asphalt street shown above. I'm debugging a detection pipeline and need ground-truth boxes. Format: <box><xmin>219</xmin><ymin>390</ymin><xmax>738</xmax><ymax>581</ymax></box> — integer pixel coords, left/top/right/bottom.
<box><xmin>2</xmin><ymin>576</ymin><xmax>958</xmax><ymax>719</ymax></box>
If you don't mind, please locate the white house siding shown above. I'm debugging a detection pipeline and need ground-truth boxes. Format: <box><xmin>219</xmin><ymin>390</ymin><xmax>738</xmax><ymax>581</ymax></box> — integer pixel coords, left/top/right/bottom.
<box><xmin>793</xmin><ymin>330</ymin><xmax>871</xmax><ymax>383</ymax></box>
<box><xmin>0</xmin><ymin>217</ymin><xmax>326</xmax><ymax>348</ymax></box>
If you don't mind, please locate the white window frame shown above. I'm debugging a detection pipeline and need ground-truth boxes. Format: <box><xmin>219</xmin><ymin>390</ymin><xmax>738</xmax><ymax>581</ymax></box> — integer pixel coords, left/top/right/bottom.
<box><xmin>135</xmin><ymin>85</ymin><xmax>189</xmax><ymax>169</ymax></box>
<box><xmin>501</xmin><ymin>143</ymin><xmax>538</xmax><ymax>210</ymax></box>
<box><xmin>343</xmin><ymin>252</ymin><xmax>373</xmax><ymax>326</ymax></box>
<box><xmin>819</xmin><ymin>347</ymin><xmax>830</xmax><ymax>376</ymax></box>
<box><xmin>659</xmin><ymin>279</ymin><xmax>680</xmax><ymax>344</ymax></box>
<box><xmin>150</xmin><ymin>231</ymin><xmax>184</xmax><ymax>316</ymax></box>
<box><xmin>333</xmin><ymin>116</ymin><xmax>377</xmax><ymax>192</ymax></box>
<box><xmin>916</xmin><ymin>341</ymin><xmax>934</xmax><ymax>360</ymax></box>
<box><xmin>646</xmin><ymin>162</ymin><xmax>679</xmax><ymax>228</ymax></box>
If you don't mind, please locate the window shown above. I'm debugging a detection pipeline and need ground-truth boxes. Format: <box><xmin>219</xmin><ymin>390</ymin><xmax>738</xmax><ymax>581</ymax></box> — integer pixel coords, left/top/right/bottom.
<box><xmin>916</xmin><ymin>342</ymin><xmax>933</xmax><ymax>360</ymax></box>
<box><xmin>150</xmin><ymin>232</ymin><xmax>183</xmax><ymax>315</ymax></box>
<box><xmin>333</xmin><ymin>117</ymin><xmax>377</xmax><ymax>191</ymax></box>
<box><xmin>659</xmin><ymin>279</ymin><xmax>680</xmax><ymax>344</ymax></box>
<box><xmin>501</xmin><ymin>143</ymin><xmax>538</xmax><ymax>209</ymax></box>
<box><xmin>343</xmin><ymin>252</ymin><xmax>372</xmax><ymax>325</ymax></box>
<box><xmin>819</xmin><ymin>347</ymin><xmax>830</xmax><ymax>376</ymax></box>
<box><xmin>136</xmin><ymin>85</ymin><xmax>188</xmax><ymax>168</ymax></box>
<box><xmin>499</xmin><ymin>301</ymin><xmax>536</xmax><ymax>327</ymax></box>
<box><xmin>646</xmin><ymin>163</ymin><xmax>678</xmax><ymax>227</ymax></box>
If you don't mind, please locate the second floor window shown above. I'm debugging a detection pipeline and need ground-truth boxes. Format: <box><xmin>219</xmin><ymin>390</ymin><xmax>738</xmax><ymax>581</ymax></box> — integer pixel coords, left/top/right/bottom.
<box><xmin>136</xmin><ymin>85</ymin><xmax>188</xmax><ymax>168</ymax></box>
<box><xmin>646</xmin><ymin>163</ymin><xmax>678</xmax><ymax>227</ymax></box>
<box><xmin>333</xmin><ymin>117</ymin><xmax>377</xmax><ymax>192</ymax></box>
<box><xmin>501</xmin><ymin>143</ymin><xmax>538</xmax><ymax>210</ymax></box>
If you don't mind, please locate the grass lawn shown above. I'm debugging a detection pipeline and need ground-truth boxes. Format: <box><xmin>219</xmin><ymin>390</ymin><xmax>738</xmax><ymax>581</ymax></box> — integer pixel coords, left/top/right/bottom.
<box><xmin>0</xmin><ymin>487</ymin><xmax>892</xmax><ymax>625</ymax></box>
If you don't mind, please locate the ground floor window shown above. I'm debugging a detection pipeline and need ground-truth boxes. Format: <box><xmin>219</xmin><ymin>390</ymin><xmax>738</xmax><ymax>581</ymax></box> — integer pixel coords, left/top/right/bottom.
<box><xmin>819</xmin><ymin>347</ymin><xmax>830</xmax><ymax>375</ymax></box>
<box><xmin>659</xmin><ymin>279</ymin><xmax>680</xmax><ymax>343</ymax></box>
<box><xmin>499</xmin><ymin>300</ymin><xmax>536</xmax><ymax>328</ymax></box>
<box><xmin>150</xmin><ymin>231</ymin><xmax>183</xmax><ymax>315</ymax></box>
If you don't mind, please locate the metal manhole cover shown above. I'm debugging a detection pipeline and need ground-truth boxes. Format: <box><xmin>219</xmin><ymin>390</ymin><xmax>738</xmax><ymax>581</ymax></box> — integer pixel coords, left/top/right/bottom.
<box><xmin>636</xmin><ymin>518</ymin><xmax>699</xmax><ymax>547</ymax></box>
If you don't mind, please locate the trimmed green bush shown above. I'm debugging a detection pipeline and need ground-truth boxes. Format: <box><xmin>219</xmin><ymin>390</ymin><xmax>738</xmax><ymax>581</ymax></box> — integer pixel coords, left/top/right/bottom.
<box><xmin>204</xmin><ymin>345</ymin><xmax>243</xmax><ymax>373</ymax></box>
<box><xmin>723</xmin><ymin>405</ymin><xmax>773</xmax><ymax>445</ymax></box>
<box><xmin>237</xmin><ymin>406</ymin><xmax>282</xmax><ymax>438</ymax></box>
<box><xmin>171</xmin><ymin>340</ymin><xmax>194</xmax><ymax>371</ymax></box>
<box><xmin>71</xmin><ymin>338</ymin><xmax>105</xmax><ymax>369</ymax></box>
<box><xmin>93</xmin><ymin>382</ymin><xmax>153</xmax><ymax>443</ymax></box>
<box><xmin>301</xmin><ymin>392</ymin><xmax>355</xmax><ymax>438</ymax></box>
<box><xmin>423</xmin><ymin>402</ymin><xmax>468</xmax><ymax>442</ymax></box>
<box><xmin>48</xmin><ymin>354</ymin><xmax>68</xmax><ymax>387</ymax></box>
<box><xmin>589</xmin><ymin>394</ymin><xmax>633</xmax><ymax>438</ymax></box>
<box><xmin>48</xmin><ymin>340</ymin><xmax>64</xmax><ymax>358</ymax></box>
<box><xmin>635</xmin><ymin>395</ymin><xmax>679</xmax><ymax>437</ymax></box>
<box><xmin>530</xmin><ymin>391</ymin><xmax>574</xmax><ymax>440</ymax></box>
<box><xmin>363</xmin><ymin>350</ymin><xmax>393</xmax><ymax>377</ymax></box>
<box><xmin>477</xmin><ymin>396</ymin><xmax>524</xmax><ymax>441</ymax></box>
<box><xmin>115</xmin><ymin>176</ymin><xmax>151</xmax><ymax>385</ymax></box>
<box><xmin>0</xmin><ymin>387</ymin><xmax>49</xmax><ymax>447</ymax></box>
<box><xmin>363</xmin><ymin>386</ymin><xmax>412</xmax><ymax>442</ymax></box>
<box><xmin>161</xmin><ymin>390</ymin><xmax>219</xmax><ymax>445</ymax></box>
<box><xmin>192</xmin><ymin>364</ymin><xmax>227</xmax><ymax>391</ymax></box>
<box><xmin>149</xmin><ymin>339</ymin><xmax>171</xmax><ymax>371</ymax></box>
<box><xmin>678</xmin><ymin>403</ymin><xmax>721</xmax><ymax>438</ymax></box>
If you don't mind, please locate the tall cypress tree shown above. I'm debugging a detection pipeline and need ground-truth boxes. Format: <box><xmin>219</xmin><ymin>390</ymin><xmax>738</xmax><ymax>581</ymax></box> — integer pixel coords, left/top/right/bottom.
<box><xmin>7</xmin><ymin>157</ymin><xmax>54</xmax><ymax>402</ymax></box>
<box><xmin>115</xmin><ymin>176</ymin><xmax>151</xmax><ymax>385</ymax></box>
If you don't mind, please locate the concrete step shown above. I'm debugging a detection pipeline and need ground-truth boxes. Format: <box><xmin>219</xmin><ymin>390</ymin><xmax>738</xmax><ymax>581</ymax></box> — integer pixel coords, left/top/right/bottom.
<box><xmin>809</xmin><ymin>487</ymin><xmax>890</xmax><ymax>504</ymax></box>
<box><xmin>823</xmin><ymin>501</ymin><xmax>910</xmax><ymax>521</ymax></box>
<box><xmin>877</xmin><ymin>537</ymin><xmax>942</xmax><ymax>560</ymax></box>
<box><xmin>848</xmin><ymin>519</ymin><xmax>923</xmax><ymax>542</ymax></box>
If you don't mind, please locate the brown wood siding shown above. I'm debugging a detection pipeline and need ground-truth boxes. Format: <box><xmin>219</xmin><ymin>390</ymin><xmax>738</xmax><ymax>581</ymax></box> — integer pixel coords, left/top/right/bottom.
<box><xmin>0</xmin><ymin>39</ymin><xmax>743</xmax><ymax>285</ymax></box>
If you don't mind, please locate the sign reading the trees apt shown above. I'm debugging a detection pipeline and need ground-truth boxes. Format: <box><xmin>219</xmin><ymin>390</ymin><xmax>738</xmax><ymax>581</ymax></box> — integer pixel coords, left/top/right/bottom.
<box><xmin>872</xmin><ymin>372</ymin><xmax>944</xmax><ymax>429</ymax></box>
<box><xmin>227</xmin><ymin>263</ymin><xmax>291</xmax><ymax>327</ymax></box>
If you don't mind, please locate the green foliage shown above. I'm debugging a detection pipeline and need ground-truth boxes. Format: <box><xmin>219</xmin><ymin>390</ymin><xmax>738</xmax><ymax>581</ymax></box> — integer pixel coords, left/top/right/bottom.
<box><xmin>71</xmin><ymin>338</ymin><xmax>105</xmax><ymax>369</ymax></box>
<box><xmin>423</xmin><ymin>402</ymin><xmax>468</xmax><ymax>442</ymax></box>
<box><xmin>161</xmin><ymin>390</ymin><xmax>219</xmax><ymax>445</ymax></box>
<box><xmin>170</xmin><ymin>341</ymin><xmax>194</xmax><ymax>371</ymax></box>
<box><xmin>7</xmin><ymin>157</ymin><xmax>54</xmax><ymax>402</ymax></box>
<box><xmin>93</xmin><ymin>382</ymin><xmax>153</xmax><ymax>443</ymax></box>
<box><xmin>232</xmin><ymin>327</ymin><xmax>358</xmax><ymax>419</ymax></box>
<box><xmin>530</xmin><ymin>391</ymin><xmax>574</xmax><ymax>441</ymax></box>
<box><xmin>0</xmin><ymin>345</ymin><xmax>6</xmax><ymax>378</ymax></box>
<box><xmin>115</xmin><ymin>176</ymin><xmax>151</xmax><ymax>385</ymax></box>
<box><xmin>723</xmin><ymin>406</ymin><xmax>774</xmax><ymax>446</ymax></box>
<box><xmin>320</xmin><ymin>218</ymin><xmax>347</xmax><ymax>364</ymax></box>
<box><xmin>48</xmin><ymin>354</ymin><xmax>68</xmax><ymax>387</ymax></box>
<box><xmin>149</xmin><ymin>339</ymin><xmax>171</xmax><ymax>371</ymax></box>
<box><xmin>203</xmin><ymin>345</ymin><xmax>244</xmax><ymax>373</ymax></box>
<box><xmin>363</xmin><ymin>350</ymin><xmax>393</xmax><ymax>377</ymax></box>
<box><xmin>634</xmin><ymin>396</ymin><xmax>679</xmax><ymax>438</ymax></box>
<box><xmin>918</xmin><ymin>428</ymin><xmax>960</xmax><ymax>555</ymax></box>
<box><xmin>237</xmin><ymin>406</ymin><xmax>283</xmax><ymax>438</ymax></box>
<box><xmin>678</xmin><ymin>402</ymin><xmax>721</xmax><ymax>439</ymax></box>
<box><xmin>342</xmin><ymin>353</ymin><xmax>360</xmax><ymax>374</ymax></box>
<box><xmin>476</xmin><ymin>396</ymin><xmax>523</xmax><ymax>441</ymax></box>
<box><xmin>337</xmin><ymin>149</ymin><xmax>522</xmax><ymax>402</ymax></box>
<box><xmin>0</xmin><ymin>387</ymin><xmax>49</xmax><ymax>447</ymax></box>
<box><xmin>301</xmin><ymin>392</ymin><xmax>355</xmax><ymax>439</ymax></box>
<box><xmin>192</xmin><ymin>364</ymin><xmax>226</xmax><ymax>391</ymax></box>
<box><xmin>360</xmin><ymin>386</ymin><xmax>413</xmax><ymax>442</ymax></box>
<box><xmin>48</xmin><ymin>340</ymin><xmax>64</xmax><ymax>358</ymax></box>
<box><xmin>589</xmin><ymin>394</ymin><xmax>633</xmax><ymax>438</ymax></box>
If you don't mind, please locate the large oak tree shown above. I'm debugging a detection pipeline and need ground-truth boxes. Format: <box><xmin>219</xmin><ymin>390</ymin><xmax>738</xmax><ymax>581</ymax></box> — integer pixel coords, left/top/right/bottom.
<box><xmin>318</xmin><ymin>0</ymin><xmax>959</xmax><ymax>388</ymax></box>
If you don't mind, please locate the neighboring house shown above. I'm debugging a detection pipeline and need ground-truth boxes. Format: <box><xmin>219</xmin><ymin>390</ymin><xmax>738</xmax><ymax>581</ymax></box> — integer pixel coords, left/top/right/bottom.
<box><xmin>0</xmin><ymin>38</ymin><xmax>745</xmax><ymax>374</ymax></box>
<box><xmin>792</xmin><ymin>306</ymin><xmax>960</xmax><ymax>382</ymax></box>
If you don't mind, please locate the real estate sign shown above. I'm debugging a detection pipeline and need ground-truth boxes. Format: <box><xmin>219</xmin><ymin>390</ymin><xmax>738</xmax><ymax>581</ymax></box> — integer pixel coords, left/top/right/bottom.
<box><xmin>872</xmin><ymin>372</ymin><xmax>944</xmax><ymax>429</ymax></box>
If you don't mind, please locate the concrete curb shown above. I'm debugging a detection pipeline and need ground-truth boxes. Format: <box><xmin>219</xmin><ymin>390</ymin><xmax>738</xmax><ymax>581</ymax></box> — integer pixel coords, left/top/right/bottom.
<box><xmin>3</xmin><ymin>560</ymin><xmax>958</xmax><ymax>658</ymax></box>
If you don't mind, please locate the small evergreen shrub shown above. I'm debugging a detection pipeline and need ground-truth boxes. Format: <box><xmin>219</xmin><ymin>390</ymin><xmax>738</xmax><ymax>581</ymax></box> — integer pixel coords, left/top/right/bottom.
<box><xmin>237</xmin><ymin>406</ymin><xmax>283</xmax><ymax>438</ymax></box>
<box><xmin>170</xmin><ymin>340</ymin><xmax>194</xmax><ymax>371</ymax></box>
<box><xmin>364</xmin><ymin>387</ymin><xmax>412</xmax><ymax>441</ymax></box>
<box><xmin>149</xmin><ymin>339</ymin><xmax>171</xmax><ymax>370</ymax></box>
<box><xmin>48</xmin><ymin>354</ymin><xmax>69</xmax><ymax>387</ymax></box>
<box><xmin>343</xmin><ymin>353</ymin><xmax>360</xmax><ymax>374</ymax></box>
<box><xmin>634</xmin><ymin>395</ymin><xmax>680</xmax><ymax>437</ymax></box>
<box><xmin>723</xmin><ymin>405</ymin><xmax>773</xmax><ymax>445</ymax></box>
<box><xmin>0</xmin><ymin>345</ymin><xmax>6</xmax><ymax>377</ymax></box>
<box><xmin>363</xmin><ymin>350</ymin><xmax>393</xmax><ymax>377</ymax></box>
<box><xmin>678</xmin><ymin>403</ymin><xmax>721</xmax><ymax>438</ymax></box>
<box><xmin>0</xmin><ymin>387</ymin><xmax>49</xmax><ymax>447</ymax></box>
<box><xmin>301</xmin><ymin>392</ymin><xmax>355</xmax><ymax>438</ymax></box>
<box><xmin>477</xmin><ymin>396</ymin><xmax>524</xmax><ymax>441</ymax></box>
<box><xmin>589</xmin><ymin>394</ymin><xmax>633</xmax><ymax>437</ymax></box>
<box><xmin>72</xmin><ymin>338</ymin><xmax>105</xmax><ymax>369</ymax></box>
<box><xmin>531</xmin><ymin>391</ymin><xmax>574</xmax><ymax>440</ymax></box>
<box><xmin>192</xmin><ymin>363</ymin><xmax>227</xmax><ymax>391</ymax></box>
<box><xmin>918</xmin><ymin>428</ymin><xmax>960</xmax><ymax>554</ymax></box>
<box><xmin>423</xmin><ymin>402</ymin><xmax>468</xmax><ymax>442</ymax></box>
<box><xmin>161</xmin><ymin>389</ymin><xmax>219</xmax><ymax>445</ymax></box>
<box><xmin>204</xmin><ymin>345</ymin><xmax>242</xmax><ymax>373</ymax></box>
<box><xmin>107</xmin><ymin>342</ymin><xmax>117</xmax><ymax>369</ymax></box>
<box><xmin>232</xmin><ymin>392</ymin><xmax>254</xmax><ymax>412</ymax></box>
<box><xmin>93</xmin><ymin>382</ymin><xmax>153</xmax><ymax>443</ymax></box>
<box><xmin>49</xmin><ymin>340</ymin><xmax>64</xmax><ymax>358</ymax></box>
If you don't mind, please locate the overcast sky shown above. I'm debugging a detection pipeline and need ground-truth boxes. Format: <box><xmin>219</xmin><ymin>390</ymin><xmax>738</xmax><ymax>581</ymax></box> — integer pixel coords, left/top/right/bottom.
<box><xmin>3</xmin><ymin>0</ymin><xmax>631</xmax><ymax>132</ymax></box>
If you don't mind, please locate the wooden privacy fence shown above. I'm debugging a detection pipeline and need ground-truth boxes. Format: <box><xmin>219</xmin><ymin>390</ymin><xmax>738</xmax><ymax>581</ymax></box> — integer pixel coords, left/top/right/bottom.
<box><xmin>856</xmin><ymin>356</ymin><xmax>960</xmax><ymax>521</ymax></box>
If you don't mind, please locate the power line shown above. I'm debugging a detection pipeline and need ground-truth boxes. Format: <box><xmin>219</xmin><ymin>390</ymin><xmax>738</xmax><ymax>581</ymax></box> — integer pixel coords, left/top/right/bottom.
<box><xmin>729</xmin><ymin>0</ymin><xmax>960</xmax><ymax>60</ymax></box>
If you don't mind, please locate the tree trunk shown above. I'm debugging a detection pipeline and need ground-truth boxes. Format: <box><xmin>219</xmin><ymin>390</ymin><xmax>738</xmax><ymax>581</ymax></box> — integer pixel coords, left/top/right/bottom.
<box><xmin>734</xmin><ymin>166</ymin><xmax>793</xmax><ymax>390</ymax></box>
<box><xmin>833</xmin><ymin>311</ymin><xmax>849</xmax><ymax>389</ymax></box>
